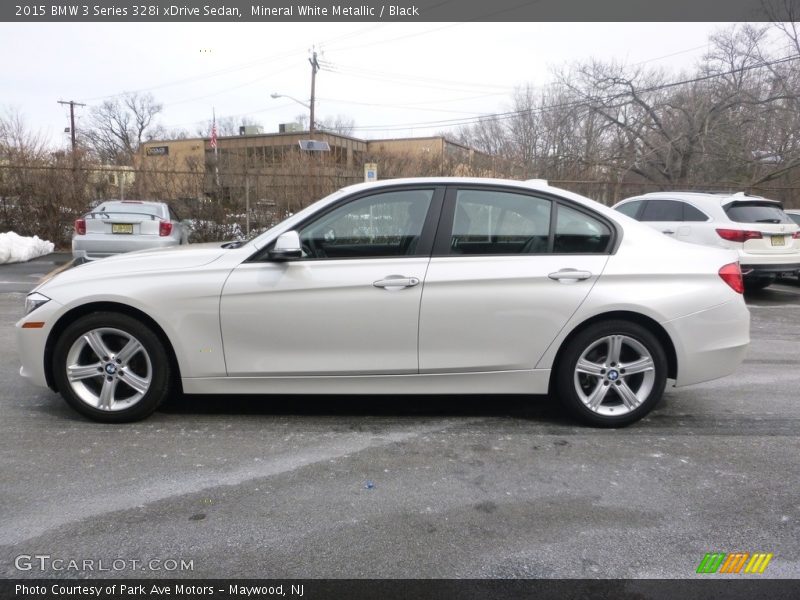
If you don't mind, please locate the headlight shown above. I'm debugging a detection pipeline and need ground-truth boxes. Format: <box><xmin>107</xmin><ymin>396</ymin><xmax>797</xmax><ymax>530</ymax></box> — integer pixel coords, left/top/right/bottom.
<box><xmin>25</xmin><ymin>292</ymin><xmax>51</xmax><ymax>315</ymax></box>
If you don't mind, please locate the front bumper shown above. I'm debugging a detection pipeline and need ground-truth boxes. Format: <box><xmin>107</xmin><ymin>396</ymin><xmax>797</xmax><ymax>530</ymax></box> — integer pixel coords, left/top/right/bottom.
<box><xmin>16</xmin><ymin>300</ymin><xmax>62</xmax><ymax>390</ymax></box>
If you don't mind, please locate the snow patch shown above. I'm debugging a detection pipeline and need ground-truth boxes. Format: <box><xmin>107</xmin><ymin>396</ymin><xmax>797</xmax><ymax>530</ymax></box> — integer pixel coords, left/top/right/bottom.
<box><xmin>0</xmin><ymin>232</ymin><xmax>55</xmax><ymax>264</ymax></box>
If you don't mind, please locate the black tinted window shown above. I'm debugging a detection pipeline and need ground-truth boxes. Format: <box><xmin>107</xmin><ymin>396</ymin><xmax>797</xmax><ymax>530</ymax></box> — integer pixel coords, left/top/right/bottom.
<box><xmin>640</xmin><ymin>200</ymin><xmax>684</xmax><ymax>222</ymax></box>
<box><xmin>449</xmin><ymin>190</ymin><xmax>551</xmax><ymax>255</ymax></box>
<box><xmin>724</xmin><ymin>201</ymin><xmax>793</xmax><ymax>224</ymax></box>
<box><xmin>682</xmin><ymin>203</ymin><xmax>709</xmax><ymax>222</ymax></box>
<box><xmin>616</xmin><ymin>200</ymin><xmax>644</xmax><ymax>219</ymax></box>
<box><xmin>554</xmin><ymin>204</ymin><xmax>612</xmax><ymax>254</ymax></box>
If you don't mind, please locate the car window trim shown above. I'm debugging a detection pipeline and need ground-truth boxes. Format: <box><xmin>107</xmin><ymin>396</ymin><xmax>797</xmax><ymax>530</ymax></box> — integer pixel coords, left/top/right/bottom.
<box><xmin>432</xmin><ymin>184</ymin><xmax>619</xmax><ymax>257</ymax></box>
<box><xmin>246</xmin><ymin>185</ymin><xmax>446</xmax><ymax>263</ymax></box>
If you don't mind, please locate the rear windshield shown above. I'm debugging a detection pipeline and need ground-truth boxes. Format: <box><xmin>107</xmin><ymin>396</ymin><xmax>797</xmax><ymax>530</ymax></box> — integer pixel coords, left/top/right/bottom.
<box><xmin>723</xmin><ymin>201</ymin><xmax>793</xmax><ymax>224</ymax></box>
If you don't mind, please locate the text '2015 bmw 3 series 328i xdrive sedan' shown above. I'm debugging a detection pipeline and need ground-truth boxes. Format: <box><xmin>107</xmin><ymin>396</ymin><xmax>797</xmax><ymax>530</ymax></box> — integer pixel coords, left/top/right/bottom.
<box><xmin>17</xmin><ymin>178</ymin><xmax>750</xmax><ymax>427</ymax></box>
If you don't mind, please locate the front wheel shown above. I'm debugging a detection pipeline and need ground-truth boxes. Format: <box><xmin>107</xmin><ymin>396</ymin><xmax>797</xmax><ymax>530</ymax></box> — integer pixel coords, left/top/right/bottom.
<box><xmin>555</xmin><ymin>320</ymin><xmax>668</xmax><ymax>427</ymax></box>
<box><xmin>52</xmin><ymin>312</ymin><xmax>172</xmax><ymax>423</ymax></box>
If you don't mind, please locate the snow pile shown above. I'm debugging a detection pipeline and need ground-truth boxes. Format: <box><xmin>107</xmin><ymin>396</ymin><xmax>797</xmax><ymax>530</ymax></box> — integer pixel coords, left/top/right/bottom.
<box><xmin>0</xmin><ymin>232</ymin><xmax>55</xmax><ymax>264</ymax></box>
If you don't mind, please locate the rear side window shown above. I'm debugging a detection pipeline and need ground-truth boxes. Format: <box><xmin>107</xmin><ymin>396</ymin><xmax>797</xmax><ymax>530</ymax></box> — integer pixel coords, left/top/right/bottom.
<box><xmin>449</xmin><ymin>189</ymin><xmax>551</xmax><ymax>255</ymax></box>
<box><xmin>789</xmin><ymin>213</ymin><xmax>800</xmax><ymax>226</ymax></box>
<box><xmin>724</xmin><ymin>201</ymin><xmax>793</xmax><ymax>224</ymax></box>
<box><xmin>682</xmin><ymin>203</ymin><xmax>709</xmax><ymax>221</ymax></box>
<box><xmin>554</xmin><ymin>205</ymin><xmax>612</xmax><ymax>254</ymax></box>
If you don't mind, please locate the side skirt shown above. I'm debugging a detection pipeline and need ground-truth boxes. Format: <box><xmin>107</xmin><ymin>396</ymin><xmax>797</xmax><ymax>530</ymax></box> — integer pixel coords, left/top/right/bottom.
<box><xmin>182</xmin><ymin>369</ymin><xmax>551</xmax><ymax>395</ymax></box>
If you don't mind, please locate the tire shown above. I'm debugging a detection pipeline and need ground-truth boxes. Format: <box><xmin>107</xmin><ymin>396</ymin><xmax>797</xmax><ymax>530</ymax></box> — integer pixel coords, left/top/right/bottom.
<box><xmin>52</xmin><ymin>312</ymin><xmax>172</xmax><ymax>423</ymax></box>
<box><xmin>555</xmin><ymin>320</ymin><xmax>668</xmax><ymax>427</ymax></box>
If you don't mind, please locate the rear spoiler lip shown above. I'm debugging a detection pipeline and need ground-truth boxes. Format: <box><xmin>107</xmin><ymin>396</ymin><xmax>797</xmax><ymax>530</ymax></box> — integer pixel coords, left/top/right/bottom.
<box><xmin>86</xmin><ymin>211</ymin><xmax>160</xmax><ymax>220</ymax></box>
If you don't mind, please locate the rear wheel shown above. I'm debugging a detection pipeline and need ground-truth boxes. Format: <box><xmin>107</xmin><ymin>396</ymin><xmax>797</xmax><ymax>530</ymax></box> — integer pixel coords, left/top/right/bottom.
<box><xmin>555</xmin><ymin>320</ymin><xmax>668</xmax><ymax>427</ymax></box>
<box><xmin>52</xmin><ymin>312</ymin><xmax>172</xmax><ymax>422</ymax></box>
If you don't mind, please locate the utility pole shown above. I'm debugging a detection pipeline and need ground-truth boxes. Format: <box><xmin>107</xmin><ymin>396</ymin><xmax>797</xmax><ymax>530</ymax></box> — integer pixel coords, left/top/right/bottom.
<box><xmin>308</xmin><ymin>50</ymin><xmax>319</xmax><ymax>138</ymax></box>
<box><xmin>57</xmin><ymin>100</ymin><xmax>86</xmax><ymax>156</ymax></box>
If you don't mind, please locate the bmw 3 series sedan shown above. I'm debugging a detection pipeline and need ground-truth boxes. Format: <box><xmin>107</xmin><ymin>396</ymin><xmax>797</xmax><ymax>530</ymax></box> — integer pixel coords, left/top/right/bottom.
<box><xmin>17</xmin><ymin>178</ymin><xmax>750</xmax><ymax>427</ymax></box>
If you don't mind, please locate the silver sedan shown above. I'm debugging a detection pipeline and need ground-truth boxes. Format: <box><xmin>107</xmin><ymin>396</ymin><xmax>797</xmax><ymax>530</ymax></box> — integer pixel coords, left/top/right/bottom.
<box><xmin>72</xmin><ymin>200</ymin><xmax>189</xmax><ymax>261</ymax></box>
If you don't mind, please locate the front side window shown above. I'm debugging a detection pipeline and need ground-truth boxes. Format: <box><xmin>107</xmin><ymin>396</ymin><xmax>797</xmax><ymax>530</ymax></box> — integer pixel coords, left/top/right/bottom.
<box><xmin>448</xmin><ymin>189</ymin><xmax>551</xmax><ymax>255</ymax></box>
<box><xmin>298</xmin><ymin>189</ymin><xmax>433</xmax><ymax>259</ymax></box>
<box><xmin>640</xmin><ymin>200</ymin><xmax>684</xmax><ymax>222</ymax></box>
<box><xmin>615</xmin><ymin>200</ymin><xmax>644</xmax><ymax>219</ymax></box>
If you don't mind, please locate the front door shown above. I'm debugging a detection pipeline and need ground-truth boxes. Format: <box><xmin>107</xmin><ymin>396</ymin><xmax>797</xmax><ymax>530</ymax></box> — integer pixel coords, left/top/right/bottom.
<box><xmin>220</xmin><ymin>187</ymin><xmax>440</xmax><ymax>376</ymax></box>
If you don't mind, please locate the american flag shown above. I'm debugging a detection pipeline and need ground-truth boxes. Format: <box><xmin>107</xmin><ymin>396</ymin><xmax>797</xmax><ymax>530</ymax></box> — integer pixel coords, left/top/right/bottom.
<box><xmin>210</xmin><ymin>120</ymin><xmax>218</xmax><ymax>150</ymax></box>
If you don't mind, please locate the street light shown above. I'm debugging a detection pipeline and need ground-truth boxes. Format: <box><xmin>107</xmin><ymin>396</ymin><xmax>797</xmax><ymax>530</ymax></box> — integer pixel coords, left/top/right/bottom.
<box><xmin>270</xmin><ymin>92</ymin><xmax>315</xmax><ymax>135</ymax></box>
<box><xmin>270</xmin><ymin>92</ymin><xmax>310</xmax><ymax>109</ymax></box>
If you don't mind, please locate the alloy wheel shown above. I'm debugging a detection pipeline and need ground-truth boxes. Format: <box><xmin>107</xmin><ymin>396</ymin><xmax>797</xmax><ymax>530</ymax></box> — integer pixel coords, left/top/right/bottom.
<box><xmin>573</xmin><ymin>334</ymin><xmax>656</xmax><ymax>417</ymax></box>
<box><xmin>65</xmin><ymin>327</ymin><xmax>153</xmax><ymax>411</ymax></box>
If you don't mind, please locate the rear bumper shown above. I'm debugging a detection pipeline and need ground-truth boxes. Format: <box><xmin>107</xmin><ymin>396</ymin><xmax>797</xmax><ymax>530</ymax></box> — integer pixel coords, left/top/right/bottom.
<box><xmin>72</xmin><ymin>236</ymin><xmax>178</xmax><ymax>260</ymax></box>
<box><xmin>663</xmin><ymin>298</ymin><xmax>750</xmax><ymax>387</ymax></box>
<box><xmin>740</xmin><ymin>262</ymin><xmax>800</xmax><ymax>277</ymax></box>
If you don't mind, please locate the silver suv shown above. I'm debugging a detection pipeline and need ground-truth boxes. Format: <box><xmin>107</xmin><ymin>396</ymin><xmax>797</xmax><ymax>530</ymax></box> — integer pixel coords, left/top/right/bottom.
<box><xmin>614</xmin><ymin>191</ymin><xmax>800</xmax><ymax>290</ymax></box>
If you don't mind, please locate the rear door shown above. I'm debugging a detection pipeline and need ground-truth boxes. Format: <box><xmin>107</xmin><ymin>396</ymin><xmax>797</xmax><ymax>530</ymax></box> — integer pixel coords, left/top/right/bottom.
<box><xmin>418</xmin><ymin>186</ymin><xmax>613</xmax><ymax>373</ymax></box>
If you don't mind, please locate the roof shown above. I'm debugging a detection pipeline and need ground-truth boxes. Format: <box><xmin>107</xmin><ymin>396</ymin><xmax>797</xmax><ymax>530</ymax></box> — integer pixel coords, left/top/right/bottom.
<box><xmin>624</xmin><ymin>190</ymin><xmax>780</xmax><ymax>206</ymax></box>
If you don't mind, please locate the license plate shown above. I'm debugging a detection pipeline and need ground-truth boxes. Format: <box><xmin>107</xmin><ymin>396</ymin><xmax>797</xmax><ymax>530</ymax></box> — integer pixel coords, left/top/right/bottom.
<box><xmin>112</xmin><ymin>224</ymin><xmax>133</xmax><ymax>234</ymax></box>
<box><xmin>771</xmin><ymin>235</ymin><xmax>785</xmax><ymax>247</ymax></box>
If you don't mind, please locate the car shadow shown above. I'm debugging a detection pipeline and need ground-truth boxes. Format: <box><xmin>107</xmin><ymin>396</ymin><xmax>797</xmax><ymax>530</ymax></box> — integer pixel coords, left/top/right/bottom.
<box><xmin>159</xmin><ymin>393</ymin><xmax>571</xmax><ymax>423</ymax></box>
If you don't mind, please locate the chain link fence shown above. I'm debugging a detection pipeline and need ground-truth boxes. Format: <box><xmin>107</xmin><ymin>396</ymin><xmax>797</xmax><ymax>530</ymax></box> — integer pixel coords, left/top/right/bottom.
<box><xmin>2</xmin><ymin>161</ymin><xmax>799</xmax><ymax>248</ymax></box>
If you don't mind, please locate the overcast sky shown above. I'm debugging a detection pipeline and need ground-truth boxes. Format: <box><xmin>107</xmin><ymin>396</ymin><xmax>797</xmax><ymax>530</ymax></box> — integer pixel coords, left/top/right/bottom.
<box><xmin>0</xmin><ymin>22</ymin><xmax>762</xmax><ymax>146</ymax></box>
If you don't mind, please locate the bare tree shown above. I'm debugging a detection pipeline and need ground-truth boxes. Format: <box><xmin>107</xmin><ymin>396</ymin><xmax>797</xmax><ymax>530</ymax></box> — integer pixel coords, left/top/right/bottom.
<box><xmin>195</xmin><ymin>115</ymin><xmax>264</xmax><ymax>138</ymax></box>
<box><xmin>81</xmin><ymin>92</ymin><xmax>164</xmax><ymax>165</ymax></box>
<box><xmin>317</xmin><ymin>115</ymin><xmax>356</xmax><ymax>136</ymax></box>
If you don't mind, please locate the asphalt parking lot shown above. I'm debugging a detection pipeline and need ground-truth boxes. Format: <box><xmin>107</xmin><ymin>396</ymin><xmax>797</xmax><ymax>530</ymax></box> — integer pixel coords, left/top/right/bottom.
<box><xmin>0</xmin><ymin>256</ymin><xmax>798</xmax><ymax>579</ymax></box>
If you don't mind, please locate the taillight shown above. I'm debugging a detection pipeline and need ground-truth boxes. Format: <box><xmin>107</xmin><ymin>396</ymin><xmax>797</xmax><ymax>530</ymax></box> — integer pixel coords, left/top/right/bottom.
<box><xmin>719</xmin><ymin>262</ymin><xmax>744</xmax><ymax>294</ymax></box>
<box><xmin>793</xmin><ymin>231</ymin><xmax>800</xmax><ymax>239</ymax></box>
<box><xmin>716</xmin><ymin>228</ymin><xmax>762</xmax><ymax>243</ymax></box>
<box><xmin>74</xmin><ymin>219</ymin><xmax>86</xmax><ymax>235</ymax></box>
<box><xmin>159</xmin><ymin>221</ymin><xmax>173</xmax><ymax>237</ymax></box>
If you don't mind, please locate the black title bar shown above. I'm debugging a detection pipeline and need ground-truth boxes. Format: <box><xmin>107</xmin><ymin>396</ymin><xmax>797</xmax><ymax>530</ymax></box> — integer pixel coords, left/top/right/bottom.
<box><xmin>2</xmin><ymin>0</ymin><xmax>780</xmax><ymax>22</ymax></box>
<box><xmin>3</xmin><ymin>579</ymin><xmax>800</xmax><ymax>600</ymax></box>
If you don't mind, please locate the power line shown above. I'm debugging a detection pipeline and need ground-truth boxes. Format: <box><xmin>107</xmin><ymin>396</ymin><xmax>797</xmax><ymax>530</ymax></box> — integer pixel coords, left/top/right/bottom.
<box><xmin>345</xmin><ymin>53</ymin><xmax>800</xmax><ymax>133</ymax></box>
<box><xmin>155</xmin><ymin>52</ymin><xmax>800</xmax><ymax>137</ymax></box>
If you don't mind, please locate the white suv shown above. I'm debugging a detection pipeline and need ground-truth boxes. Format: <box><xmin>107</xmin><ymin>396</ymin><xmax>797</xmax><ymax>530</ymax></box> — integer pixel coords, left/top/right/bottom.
<box><xmin>613</xmin><ymin>192</ymin><xmax>800</xmax><ymax>289</ymax></box>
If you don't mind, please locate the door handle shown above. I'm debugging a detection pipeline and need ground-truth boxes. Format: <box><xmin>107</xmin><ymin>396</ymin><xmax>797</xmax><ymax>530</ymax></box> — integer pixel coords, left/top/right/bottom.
<box><xmin>548</xmin><ymin>269</ymin><xmax>592</xmax><ymax>282</ymax></box>
<box><xmin>661</xmin><ymin>229</ymin><xmax>675</xmax><ymax>235</ymax></box>
<box><xmin>373</xmin><ymin>275</ymin><xmax>420</xmax><ymax>289</ymax></box>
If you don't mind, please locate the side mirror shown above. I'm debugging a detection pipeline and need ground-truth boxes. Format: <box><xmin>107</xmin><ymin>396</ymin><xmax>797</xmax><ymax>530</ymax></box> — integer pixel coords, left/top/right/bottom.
<box><xmin>269</xmin><ymin>230</ymin><xmax>302</xmax><ymax>261</ymax></box>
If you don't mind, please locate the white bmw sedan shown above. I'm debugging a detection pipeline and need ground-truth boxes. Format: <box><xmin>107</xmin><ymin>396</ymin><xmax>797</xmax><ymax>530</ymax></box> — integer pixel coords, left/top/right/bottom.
<box><xmin>17</xmin><ymin>178</ymin><xmax>750</xmax><ymax>427</ymax></box>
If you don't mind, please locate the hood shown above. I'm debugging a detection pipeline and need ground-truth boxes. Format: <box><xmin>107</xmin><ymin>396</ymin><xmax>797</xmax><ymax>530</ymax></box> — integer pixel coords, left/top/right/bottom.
<box><xmin>35</xmin><ymin>243</ymin><xmax>236</xmax><ymax>292</ymax></box>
